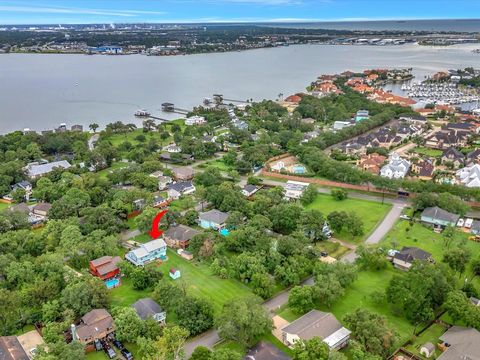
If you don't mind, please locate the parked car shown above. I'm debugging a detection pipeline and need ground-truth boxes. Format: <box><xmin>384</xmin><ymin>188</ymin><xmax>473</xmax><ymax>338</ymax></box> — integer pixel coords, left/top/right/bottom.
<box><xmin>457</xmin><ymin>218</ymin><xmax>465</xmax><ymax>227</ymax></box>
<box><xmin>113</xmin><ymin>339</ymin><xmax>124</xmax><ymax>350</ymax></box>
<box><xmin>94</xmin><ymin>339</ymin><xmax>102</xmax><ymax>351</ymax></box>
<box><xmin>102</xmin><ymin>341</ymin><xmax>116</xmax><ymax>359</ymax></box>
<box><xmin>320</xmin><ymin>251</ymin><xmax>328</xmax><ymax>257</ymax></box>
<box><xmin>121</xmin><ymin>348</ymin><xmax>134</xmax><ymax>360</ymax></box>
<box><xmin>465</xmin><ymin>218</ymin><xmax>474</xmax><ymax>229</ymax></box>
<box><xmin>400</xmin><ymin>215</ymin><xmax>411</xmax><ymax>220</ymax></box>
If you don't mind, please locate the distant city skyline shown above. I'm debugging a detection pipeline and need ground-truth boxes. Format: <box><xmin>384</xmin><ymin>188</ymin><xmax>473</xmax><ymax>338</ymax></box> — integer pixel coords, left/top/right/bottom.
<box><xmin>0</xmin><ymin>0</ymin><xmax>479</xmax><ymax>25</ymax></box>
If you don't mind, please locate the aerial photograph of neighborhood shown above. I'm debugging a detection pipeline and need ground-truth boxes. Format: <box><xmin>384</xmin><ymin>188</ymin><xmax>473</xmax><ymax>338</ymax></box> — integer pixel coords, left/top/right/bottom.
<box><xmin>1</xmin><ymin>1</ymin><xmax>480</xmax><ymax>360</ymax></box>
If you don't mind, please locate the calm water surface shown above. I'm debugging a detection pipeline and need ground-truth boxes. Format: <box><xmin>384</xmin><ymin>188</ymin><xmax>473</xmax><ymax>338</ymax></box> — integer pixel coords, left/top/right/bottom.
<box><xmin>0</xmin><ymin>43</ymin><xmax>479</xmax><ymax>133</ymax></box>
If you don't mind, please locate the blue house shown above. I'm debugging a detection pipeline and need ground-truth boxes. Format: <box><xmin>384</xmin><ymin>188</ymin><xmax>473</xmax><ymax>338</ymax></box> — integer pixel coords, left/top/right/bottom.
<box><xmin>126</xmin><ymin>239</ymin><xmax>167</xmax><ymax>266</ymax></box>
<box><xmin>199</xmin><ymin>209</ymin><xmax>229</xmax><ymax>230</ymax></box>
<box><xmin>355</xmin><ymin>110</ymin><xmax>370</xmax><ymax>122</ymax></box>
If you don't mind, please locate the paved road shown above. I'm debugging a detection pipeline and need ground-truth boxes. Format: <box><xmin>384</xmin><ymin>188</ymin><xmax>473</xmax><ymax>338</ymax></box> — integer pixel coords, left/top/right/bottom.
<box><xmin>88</xmin><ymin>133</ymin><xmax>99</xmax><ymax>151</ymax></box>
<box><xmin>365</xmin><ymin>202</ymin><xmax>407</xmax><ymax>244</ymax></box>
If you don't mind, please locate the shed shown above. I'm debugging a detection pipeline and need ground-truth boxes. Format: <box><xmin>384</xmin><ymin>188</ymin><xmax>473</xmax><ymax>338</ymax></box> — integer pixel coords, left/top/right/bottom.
<box><xmin>420</xmin><ymin>342</ymin><xmax>435</xmax><ymax>358</ymax></box>
<box><xmin>169</xmin><ymin>268</ymin><xmax>181</xmax><ymax>280</ymax></box>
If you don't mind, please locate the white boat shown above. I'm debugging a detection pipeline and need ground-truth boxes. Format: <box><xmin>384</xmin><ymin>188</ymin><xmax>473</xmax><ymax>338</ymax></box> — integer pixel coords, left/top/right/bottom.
<box><xmin>135</xmin><ymin>109</ymin><xmax>151</xmax><ymax>117</ymax></box>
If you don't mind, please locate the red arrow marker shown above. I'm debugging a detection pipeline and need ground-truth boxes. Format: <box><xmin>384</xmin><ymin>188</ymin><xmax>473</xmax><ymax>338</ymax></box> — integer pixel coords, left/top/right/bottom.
<box><xmin>149</xmin><ymin>210</ymin><xmax>169</xmax><ymax>239</ymax></box>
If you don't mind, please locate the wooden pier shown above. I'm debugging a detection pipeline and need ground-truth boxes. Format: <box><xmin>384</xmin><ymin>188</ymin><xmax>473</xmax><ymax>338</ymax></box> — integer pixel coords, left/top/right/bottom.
<box><xmin>161</xmin><ymin>102</ymin><xmax>190</xmax><ymax>115</ymax></box>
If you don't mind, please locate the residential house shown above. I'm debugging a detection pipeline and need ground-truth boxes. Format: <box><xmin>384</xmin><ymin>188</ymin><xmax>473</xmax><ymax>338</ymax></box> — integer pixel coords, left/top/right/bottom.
<box><xmin>149</xmin><ymin>170</ymin><xmax>164</xmax><ymax>179</ymax></box>
<box><xmin>199</xmin><ymin>209</ymin><xmax>229</xmax><ymax>230</ymax></box>
<box><xmin>302</xmin><ymin>130</ymin><xmax>320</xmax><ymax>143</ymax></box>
<box><xmin>0</xmin><ymin>336</ymin><xmax>29</xmax><ymax>360</ymax></box>
<box><xmin>11</xmin><ymin>181</ymin><xmax>32</xmax><ymax>200</ymax></box>
<box><xmin>357</xmin><ymin>153</ymin><xmax>386</xmax><ymax>174</ymax></box>
<box><xmin>169</xmin><ymin>268</ymin><xmax>181</xmax><ymax>280</ymax></box>
<box><xmin>24</xmin><ymin>160</ymin><xmax>71</xmax><ymax>179</ymax></box>
<box><xmin>456</xmin><ymin>164</ymin><xmax>480</xmax><ymax>188</ymax></box>
<box><xmin>467</xmin><ymin>149</ymin><xmax>480</xmax><ymax>165</ymax></box>
<box><xmin>421</xmin><ymin>206</ymin><xmax>460</xmax><ymax>228</ymax></box>
<box><xmin>411</xmin><ymin>159</ymin><xmax>435</xmax><ymax>180</ymax></box>
<box><xmin>245</xmin><ymin>341</ymin><xmax>291</xmax><ymax>360</ymax></box>
<box><xmin>281</xmin><ymin>310</ymin><xmax>350</xmax><ymax>350</ymax></box>
<box><xmin>425</xmin><ymin>130</ymin><xmax>467</xmax><ymax>149</ymax></box>
<box><xmin>284</xmin><ymin>181</ymin><xmax>309</xmax><ymax>200</ymax></box>
<box><xmin>355</xmin><ymin>110</ymin><xmax>369</xmax><ymax>122</ymax></box>
<box><xmin>185</xmin><ymin>115</ymin><xmax>206</xmax><ymax>126</ymax></box>
<box><xmin>338</xmin><ymin>142</ymin><xmax>367</xmax><ymax>156</ymax></box>
<box><xmin>89</xmin><ymin>256</ymin><xmax>121</xmax><ymax>280</ymax></box>
<box><xmin>172</xmin><ymin>166</ymin><xmax>194</xmax><ymax>181</ymax></box>
<box><xmin>242</xmin><ymin>185</ymin><xmax>260</xmax><ymax>197</ymax></box>
<box><xmin>399</xmin><ymin>114</ymin><xmax>427</xmax><ymax>124</ymax></box>
<box><xmin>16</xmin><ymin>330</ymin><xmax>44</xmax><ymax>360</ymax></box>
<box><xmin>167</xmin><ymin>181</ymin><xmax>196</xmax><ymax>199</ymax></box>
<box><xmin>32</xmin><ymin>203</ymin><xmax>51</xmax><ymax>217</ymax></box>
<box><xmin>442</xmin><ymin>148</ymin><xmax>465</xmax><ymax>168</ymax></box>
<box><xmin>380</xmin><ymin>153</ymin><xmax>410</xmax><ymax>179</ymax></box>
<box><xmin>132</xmin><ymin>298</ymin><xmax>166</xmax><ymax>324</ymax></box>
<box><xmin>71</xmin><ymin>124</ymin><xmax>83</xmax><ymax>132</ymax></box>
<box><xmin>392</xmin><ymin>246</ymin><xmax>433</xmax><ymax>270</ymax></box>
<box><xmin>125</xmin><ymin>239</ymin><xmax>167</xmax><ymax>266</ymax></box>
<box><xmin>154</xmin><ymin>175</ymin><xmax>172</xmax><ymax>191</ymax></box>
<box><xmin>164</xmin><ymin>224</ymin><xmax>200</xmax><ymax>249</ymax></box>
<box><xmin>72</xmin><ymin>309</ymin><xmax>114</xmax><ymax>349</ymax></box>
<box><xmin>333</xmin><ymin>120</ymin><xmax>355</xmax><ymax>131</ymax></box>
<box><xmin>153</xmin><ymin>195</ymin><xmax>169</xmax><ymax>208</ymax></box>
<box><xmin>437</xmin><ymin>326</ymin><xmax>480</xmax><ymax>360</ymax></box>
<box><xmin>163</xmin><ymin>143</ymin><xmax>182</xmax><ymax>153</ymax></box>
<box><xmin>160</xmin><ymin>153</ymin><xmax>194</xmax><ymax>162</ymax></box>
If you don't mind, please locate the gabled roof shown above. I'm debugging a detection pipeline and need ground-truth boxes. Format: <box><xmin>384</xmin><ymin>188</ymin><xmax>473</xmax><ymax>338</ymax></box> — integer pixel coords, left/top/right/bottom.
<box><xmin>164</xmin><ymin>225</ymin><xmax>200</xmax><ymax>242</ymax></box>
<box><xmin>132</xmin><ymin>298</ymin><xmax>163</xmax><ymax>320</ymax></box>
<box><xmin>438</xmin><ymin>326</ymin><xmax>480</xmax><ymax>360</ymax></box>
<box><xmin>394</xmin><ymin>246</ymin><xmax>432</xmax><ymax>263</ymax></box>
<box><xmin>442</xmin><ymin>148</ymin><xmax>464</xmax><ymax>160</ymax></box>
<box><xmin>76</xmin><ymin>309</ymin><xmax>114</xmax><ymax>342</ymax></box>
<box><xmin>172</xmin><ymin>166</ymin><xmax>194</xmax><ymax>177</ymax></box>
<box><xmin>33</xmin><ymin>202</ymin><xmax>52</xmax><ymax>213</ymax></box>
<box><xmin>199</xmin><ymin>209</ymin><xmax>229</xmax><ymax>225</ymax></box>
<box><xmin>90</xmin><ymin>256</ymin><xmax>121</xmax><ymax>276</ymax></box>
<box><xmin>143</xmin><ymin>239</ymin><xmax>167</xmax><ymax>253</ymax></box>
<box><xmin>282</xmin><ymin>310</ymin><xmax>346</xmax><ymax>342</ymax></box>
<box><xmin>168</xmin><ymin>181</ymin><xmax>194</xmax><ymax>193</ymax></box>
<box><xmin>421</xmin><ymin>206</ymin><xmax>459</xmax><ymax>224</ymax></box>
<box><xmin>0</xmin><ymin>336</ymin><xmax>29</xmax><ymax>360</ymax></box>
<box><xmin>25</xmin><ymin>160</ymin><xmax>71</xmax><ymax>177</ymax></box>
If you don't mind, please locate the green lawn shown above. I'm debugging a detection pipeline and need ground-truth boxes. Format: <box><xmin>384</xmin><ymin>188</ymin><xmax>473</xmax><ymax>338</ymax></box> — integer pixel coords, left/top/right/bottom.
<box><xmin>86</xmin><ymin>343</ymin><xmax>140</xmax><ymax>360</ymax></box>
<box><xmin>277</xmin><ymin>269</ymin><xmax>415</xmax><ymax>346</ymax></box>
<box><xmin>159</xmin><ymin>249</ymin><xmax>253</xmax><ymax>315</ymax></box>
<box><xmin>316</xmin><ymin>241</ymin><xmax>351</xmax><ymax>259</ymax></box>
<box><xmin>307</xmin><ymin>193</ymin><xmax>392</xmax><ymax>243</ymax></box>
<box><xmin>96</xmin><ymin>162</ymin><xmax>131</xmax><ymax>179</ymax></box>
<box><xmin>197</xmin><ymin>159</ymin><xmax>232</xmax><ymax>172</ymax></box>
<box><xmin>169</xmin><ymin>196</ymin><xmax>196</xmax><ymax>211</ymax></box>
<box><xmin>404</xmin><ymin>323</ymin><xmax>446</xmax><ymax>358</ymax></box>
<box><xmin>109</xmin><ymin>277</ymin><xmax>152</xmax><ymax>308</ymax></box>
<box><xmin>411</xmin><ymin>147</ymin><xmax>443</xmax><ymax>157</ymax></box>
<box><xmin>0</xmin><ymin>202</ymin><xmax>11</xmax><ymax>211</ymax></box>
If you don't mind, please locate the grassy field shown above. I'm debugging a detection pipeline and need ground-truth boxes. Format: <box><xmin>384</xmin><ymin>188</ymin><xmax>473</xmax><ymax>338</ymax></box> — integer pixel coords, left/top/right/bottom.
<box><xmin>404</xmin><ymin>323</ymin><xmax>446</xmax><ymax>358</ymax></box>
<box><xmin>96</xmin><ymin>162</ymin><xmax>131</xmax><ymax>179</ymax></box>
<box><xmin>307</xmin><ymin>193</ymin><xmax>392</xmax><ymax>243</ymax></box>
<box><xmin>158</xmin><ymin>249</ymin><xmax>253</xmax><ymax>315</ymax></box>
<box><xmin>411</xmin><ymin>147</ymin><xmax>443</xmax><ymax>157</ymax></box>
<box><xmin>169</xmin><ymin>196</ymin><xmax>196</xmax><ymax>211</ymax></box>
<box><xmin>381</xmin><ymin>221</ymin><xmax>478</xmax><ymax>263</ymax></box>
<box><xmin>0</xmin><ymin>202</ymin><xmax>11</xmax><ymax>211</ymax></box>
<box><xmin>197</xmin><ymin>158</ymin><xmax>232</xmax><ymax>172</ymax></box>
<box><xmin>109</xmin><ymin>277</ymin><xmax>152</xmax><ymax>308</ymax></box>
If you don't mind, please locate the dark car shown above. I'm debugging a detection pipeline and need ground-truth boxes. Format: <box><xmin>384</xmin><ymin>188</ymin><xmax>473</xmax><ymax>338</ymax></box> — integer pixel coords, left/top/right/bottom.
<box><xmin>113</xmin><ymin>339</ymin><xmax>124</xmax><ymax>350</ymax></box>
<box><xmin>320</xmin><ymin>251</ymin><xmax>328</xmax><ymax>257</ymax></box>
<box><xmin>121</xmin><ymin>348</ymin><xmax>134</xmax><ymax>360</ymax></box>
<box><xmin>102</xmin><ymin>341</ymin><xmax>116</xmax><ymax>359</ymax></box>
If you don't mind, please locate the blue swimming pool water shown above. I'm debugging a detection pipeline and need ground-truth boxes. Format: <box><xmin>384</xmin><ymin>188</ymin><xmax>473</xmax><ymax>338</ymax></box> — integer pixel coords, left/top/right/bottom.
<box><xmin>105</xmin><ymin>278</ymin><xmax>120</xmax><ymax>289</ymax></box>
<box><xmin>220</xmin><ymin>228</ymin><xmax>230</xmax><ymax>236</ymax></box>
<box><xmin>293</xmin><ymin>165</ymin><xmax>306</xmax><ymax>174</ymax></box>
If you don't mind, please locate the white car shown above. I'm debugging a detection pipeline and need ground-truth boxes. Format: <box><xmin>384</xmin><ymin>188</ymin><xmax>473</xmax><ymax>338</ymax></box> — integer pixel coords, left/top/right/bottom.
<box><xmin>457</xmin><ymin>218</ymin><xmax>465</xmax><ymax>227</ymax></box>
<box><xmin>399</xmin><ymin>215</ymin><xmax>411</xmax><ymax>220</ymax></box>
<box><xmin>465</xmin><ymin>218</ymin><xmax>474</xmax><ymax>229</ymax></box>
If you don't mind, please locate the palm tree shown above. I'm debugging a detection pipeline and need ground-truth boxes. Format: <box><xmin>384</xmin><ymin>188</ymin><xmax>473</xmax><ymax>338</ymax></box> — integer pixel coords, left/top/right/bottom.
<box><xmin>89</xmin><ymin>123</ymin><xmax>99</xmax><ymax>133</ymax></box>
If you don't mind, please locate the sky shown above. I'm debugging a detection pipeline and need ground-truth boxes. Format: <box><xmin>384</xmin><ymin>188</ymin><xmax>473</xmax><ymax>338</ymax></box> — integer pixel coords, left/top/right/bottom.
<box><xmin>0</xmin><ymin>0</ymin><xmax>479</xmax><ymax>25</ymax></box>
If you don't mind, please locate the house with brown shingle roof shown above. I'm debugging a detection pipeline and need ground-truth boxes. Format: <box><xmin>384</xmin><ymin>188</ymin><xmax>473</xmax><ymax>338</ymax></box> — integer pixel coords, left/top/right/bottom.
<box><xmin>73</xmin><ymin>309</ymin><xmax>114</xmax><ymax>348</ymax></box>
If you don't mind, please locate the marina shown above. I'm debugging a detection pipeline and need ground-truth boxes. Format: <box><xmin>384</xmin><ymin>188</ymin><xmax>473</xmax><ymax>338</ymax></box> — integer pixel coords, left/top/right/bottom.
<box><xmin>402</xmin><ymin>82</ymin><xmax>480</xmax><ymax>105</ymax></box>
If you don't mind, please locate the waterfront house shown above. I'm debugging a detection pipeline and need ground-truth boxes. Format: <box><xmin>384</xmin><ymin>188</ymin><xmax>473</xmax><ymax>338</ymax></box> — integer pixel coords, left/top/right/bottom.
<box><xmin>392</xmin><ymin>247</ymin><xmax>433</xmax><ymax>270</ymax></box>
<box><xmin>167</xmin><ymin>181</ymin><xmax>196</xmax><ymax>200</ymax></box>
<box><xmin>25</xmin><ymin>160</ymin><xmax>71</xmax><ymax>179</ymax></box>
<box><xmin>169</xmin><ymin>268</ymin><xmax>181</xmax><ymax>280</ymax></box>
<box><xmin>172</xmin><ymin>166</ymin><xmax>194</xmax><ymax>181</ymax></box>
<box><xmin>281</xmin><ymin>310</ymin><xmax>350</xmax><ymax>350</ymax></box>
<box><xmin>72</xmin><ymin>309</ymin><xmax>115</xmax><ymax>350</ymax></box>
<box><xmin>442</xmin><ymin>148</ymin><xmax>465</xmax><ymax>168</ymax></box>
<box><xmin>437</xmin><ymin>326</ymin><xmax>480</xmax><ymax>360</ymax></box>
<box><xmin>199</xmin><ymin>209</ymin><xmax>229</xmax><ymax>230</ymax></box>
<box><xmin>125</xmin><ymin>239</ymin><xmax>167</xmax><ymax>266</ymax></box>
<box><xmin>456</xmin><ymin>164</ymin><xmax>480</xmax><ymax>188</ymax></box>
<box><xmin>89</xmin><ymin>256</ymin><xmax>121</xmax><ymax>280</ymax></box>
<box><xmin>185</xmin><ymin>115</ymin><xmax>206</xmax><ymax>126</ymax></box>
<box><xmin>380</xmin><ymin>153</ymin><xmax>410</xmax><ymax>179</ymax></box>
<box><xmin>132</xmin><ymin>298</ymin><xmax>166</xmax><ymax>324</ymax></box>
<box><xmin>284</xmin><ymin>181</ymin><xmax>309</xmax><ymax>200</ymax></box>
<box><xmin>164</xmin><ymin>224</ymin><xmax>200</xmax><ymax>249</ymax></box>
<box><xmin>421</xmin><ymin>206</ymin><xmax>460</xmax><ymax>228</ymax></box>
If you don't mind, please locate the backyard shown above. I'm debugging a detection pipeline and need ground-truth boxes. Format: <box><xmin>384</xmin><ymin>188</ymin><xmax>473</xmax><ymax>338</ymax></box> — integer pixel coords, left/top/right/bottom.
<box><xmin>307</xmin><ymin>193</ymin><xmax>392</xmax><ymax>243</ymax></box>
<box><xmin>410</xmin><ymin>146</ymin><xmax>443</xmax><ymax>157</ymax></box>
<box><xmin>404</xmin><ymin>322</ymin><xmax>447</xmax><ymax>358</ymax></box>
<box><xmin>96</xmin><ymin>162</ymin><xmax>131</xmax><ymax>179</ymax></box>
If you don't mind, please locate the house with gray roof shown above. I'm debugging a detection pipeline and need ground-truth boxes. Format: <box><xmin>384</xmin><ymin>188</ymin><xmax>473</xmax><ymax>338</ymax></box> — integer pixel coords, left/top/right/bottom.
<box><xmin>438</xmin><ymin>326</ymin><xmax>480</xmax><ymax>360</ymax></box>
<box><xmin>281</xmin><ymin>310</ymin><xmax>350</xmax><ymax>350</ymax></box>
<box><xmin>442</xmin><ymin>148</ymin><xmax>465</xmax><ymax>169</ymax></box>
<box><xmin>164</xmin><ymin>224</ymin><xmax>200</xmax><ymax>249</ymax></box>
<box><xmin>199</xmin><ymin>209</ymin><xmax>229</xmax><ymax>230</ymax></box>
<box><xmin>393</xmin><ymin>246</ymin><xmax>433</xmax><ymax>270</ymax></box>
<box><xmin>125</xmin><ymin>239</ymin><xmax>167</xmax><ymax>266</ymax></box>
<box><xmin>24</xmin><ymin>160</ymin><xmax>71</xmax><ymax>179</ymax></box>
<box><xmin>167</xmin><ymin>181</ymin><xmax>195</xmax><ymax>200</ymax></box>
<box><xmin>132</xmin><ymin>298</ymin><xmax>166</xmax><ymax>324</ymax></box>
<box><xmin>421</xmin><ymin>206</ymin><xmax>460</xmax><ymax>228</ymax></box>
<box><xmin>380</xmin><ymin>152</ymin><xmax>410</xmax><ymax>179</ymax></box>
<box><xmin>0</xmin><ymin>336</ymin><xmax>29</xmax><ymax>360</ymax></box>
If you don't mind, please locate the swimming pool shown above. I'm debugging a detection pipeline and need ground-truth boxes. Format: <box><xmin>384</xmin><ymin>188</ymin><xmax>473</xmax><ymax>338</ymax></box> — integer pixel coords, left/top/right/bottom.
<box><xmin>292</xmin><ymin>165</ymin><xmax>306</xmax><ymax>174</ymax></box>
<box><xmin>219</xmin><ymin>228</ymin><xmax>230</xmax><ymax>236</ymax></box>
<box><xmin>105</xmin><ymin>278</ymin><xmax>120</xmax><ymax>289</ymax></box>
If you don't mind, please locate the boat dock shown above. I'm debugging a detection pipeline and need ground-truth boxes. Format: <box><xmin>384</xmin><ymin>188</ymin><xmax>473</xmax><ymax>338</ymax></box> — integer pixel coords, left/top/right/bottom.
<box><xmin>161</xmin><ymin>102</ymin><xmax>190</xmax><ymax>115</ymax></box>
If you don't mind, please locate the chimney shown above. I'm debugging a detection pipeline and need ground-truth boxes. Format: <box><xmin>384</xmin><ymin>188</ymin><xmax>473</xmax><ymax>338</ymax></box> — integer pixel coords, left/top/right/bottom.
<box><xmin>71</xmin><ymin>324</ymin><xmax>77</xmax><ymax>341</ymax></box>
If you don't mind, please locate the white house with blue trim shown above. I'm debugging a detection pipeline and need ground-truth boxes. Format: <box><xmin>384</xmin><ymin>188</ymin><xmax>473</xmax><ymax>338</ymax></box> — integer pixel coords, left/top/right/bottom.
<box><xmin>125</xmin><ymin>239</ymin><xmax>167</xmax><ymax>266</ymax></box>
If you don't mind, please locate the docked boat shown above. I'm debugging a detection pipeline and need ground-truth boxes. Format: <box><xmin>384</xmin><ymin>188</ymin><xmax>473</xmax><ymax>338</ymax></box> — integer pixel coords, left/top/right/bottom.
<box><xmin>135</xmin><ymin>109</ymin><xmax>151</xmax><ymax>117</ymax></box>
